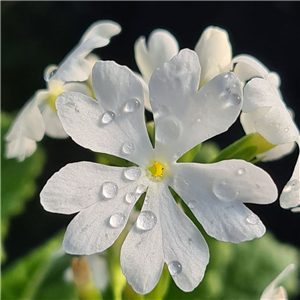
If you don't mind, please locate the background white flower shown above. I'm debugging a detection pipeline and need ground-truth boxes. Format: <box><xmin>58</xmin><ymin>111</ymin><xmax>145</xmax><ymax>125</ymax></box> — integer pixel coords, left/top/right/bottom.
<box><xmin>260</xmin><ymin>264</ymin><xmax>295</xmax><ymax>300</ymax></box>
<box><xmin>233</xmin><ymin>56</ymin><xmax>300</xmax><ymax>212</ymax></box>
<box><xmin>41</xmin><ymin>49</ymin><xmax>277</xmax><ymax>294</ymax></box>
<box><xmin>134</xmin><ymin>26</ymin><xmax>232</xmax><ymax>111</ymax></box>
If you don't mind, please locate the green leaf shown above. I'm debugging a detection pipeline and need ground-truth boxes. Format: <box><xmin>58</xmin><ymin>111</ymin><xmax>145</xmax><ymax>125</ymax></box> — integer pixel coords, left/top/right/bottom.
<box><xmin>1</xmin><ymin>112</ymin><xmax>45</xmax><ymax>262</ymax></box>
<box><xmin>211</xmin><ymin>133</ymin><xmax>275</xmax><ymax>163</ymax></box>
<box><xmin>1</xmin><ymin>233</ymin><xmax>78</xmax><ymax>300</ymax></box>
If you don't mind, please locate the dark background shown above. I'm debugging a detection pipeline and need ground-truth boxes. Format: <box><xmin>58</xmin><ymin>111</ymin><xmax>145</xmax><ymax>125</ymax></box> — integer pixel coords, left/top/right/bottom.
<box><xmin>2</xmin><ymin>0</ymin><xmax>300</xmax><ymax>285</ymax></box>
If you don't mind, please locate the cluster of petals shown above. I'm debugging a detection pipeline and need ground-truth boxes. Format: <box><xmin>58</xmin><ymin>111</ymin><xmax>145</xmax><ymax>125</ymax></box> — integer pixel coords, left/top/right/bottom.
<box><xmin>5</xmin><ymin>20</ymin><xmax>120</xmax><ymax>161</ymax></box>
<box><xmin>134</xmin><ymin>26</ymin><xmax>299</xmax><ymax>212</ymax></box>
<box><xmin>41</xmin><ymin>49</ymin><xmax>278</xmax><ymax>294</ymax></box>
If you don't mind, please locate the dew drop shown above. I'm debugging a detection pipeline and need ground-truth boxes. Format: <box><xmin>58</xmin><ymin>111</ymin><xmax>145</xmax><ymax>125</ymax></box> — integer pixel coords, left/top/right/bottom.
<box><xmin>227</xmin><ymin>94</ymin><xmax>241</xmax><ymax>107</ymax></box>
<box><xmin>168</xmin><ymin>261</ymin><xmax>182</xmax><ymax>276</ymax></box>
<box><xmin>102</xmin><ymin>182</ymin><xmax>118</xmax><ymax>199</ymax></box>
<box><xmin>188</xmin><ymin>200</ymin><xmax>196</xmax><ymax>209</ymax></box>
<box><xmin>283</xmin><ymin>179</ymin><xmax>300</xmax><ymax>193</ymax></box>
<box><xmin>122</xmin><ymin>142</ymin><xmax>134</xmax><ymax>154</ymax></box>
<box><xmin>196</xmin><ymin>118</ymin><xmax>201</xmax><ymax>122</ymax></box>
<box><xmin>255</xmin><ymin>184</ymin><xmax>261</xmax><ymax>189</ymax></box>
<box><xmin>213</xmin><ymin>180</ymin><xmax>237</xmax><ymax>201</ymax></box>
<box><xmin>246</xmin><ymin>214</ymin><xmax>259</xmax><ymax>225</ymax></box>
<box><xmin>124</xmin><ymin>98</ymin><xmax>141</xmax><ymax>112</ymax></box>
<box><xmin>156</xmin><ymin>117</ymin><xmax>181</xmax><ymax>144</ymax></box>
<box><xmin>136</xmin><ymin>211</ymin><xmax>157</xmax><ymax>231</ymax></box>
<box><xmin>237</xmin><ymin>168</ymin><xmax>246</xmax><ymax>175</ymax></box>
<box><xmin>124</xmin><ymin>167</ymin><xmax>141</xmax><ymax>181</ymax></box>
<box><xmin>264</xmin><ymin>72</ymin><xmax>280</xmax><ymax>88</ymax></box>
<box><xmin>101</xmin><ymin>111</ymin><xmax>115</xmax><ymax>124</ymax></box>
<box><xmin>284</xmin><ymin>127</ymin><xmax>289</xmax><ymax>132</ymax></box>
<box><xmin>109</xmin><ymin>213</ymin><xmax>126</xmax><ymax>228</ymax></box>
<box><xmin>174</xmin><ymin>152</ymin><xmax>182</xmax><ymax>160</ymax></box>
<box><xmin>125</xmin><ymin>193</ymin><xmax>136</xmax><ymax>204</ymax></box>
<box><xmin>136</xmin><ymin>184</ymin><xmax>146</xmax><ymax>194</ymax></box>
<box><xmin>224</xmin><ymin>74</ymin><xmax>229</xmax><ymax>79</ymax></box>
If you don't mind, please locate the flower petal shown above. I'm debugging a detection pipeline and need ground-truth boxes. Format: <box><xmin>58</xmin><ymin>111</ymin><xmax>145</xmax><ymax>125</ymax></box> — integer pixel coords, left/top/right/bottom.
<box><xmin>6</xmin><ymin>98</ymin><xmax>45</xmax><ymax>142</ymax></box>
<box><xmin>158</xmin><ymin>183</ymin><xmax>209</xmax><ymax>292</ymax></box>
<box><xmin>121</xmin><ymin>182</ymin><xmax>209</xmax><ymax>293</ymax></box>
<box><xmin>171</xmin><ymin>161</ymin><xmax>277</xmax><ymax>243</ymax></box>
<box><xmin>5</xmin><ymin>134</ymin><xmax>37</xmax><ymax>162</ymax></box>
<box><xmin>121</xmin><ymin>184</ymin><xmax>164</xmax><ymax>294</ymax></box>
<box><xmin>195</xmin><ymin>26</ymin><xmax>232</xmax><ymax>86</ymax></box>
<box><xmin>40</xmin><ymin>105</ymin><xmax>67</xmax><ymax>138</ymax></box>
<box><xmin>149</xmin><ymin>49</ymin><xmax>243</xmax><ymax>162</ymax></box>
<box><xmin>40</xmin><ymin>161</ymin><xmax>148</xmax><ymax>215</ymax></box>
<box><xmin>55</xmin><ymin>167</ymin><xmax>149</xmax><ymax>255</ymax></box>
<box><xmin>56</xmin><ymin>61</ymin><xmax>154</xmax><ymax>166</ymax></box>
<box><xmin>280</xmin><ymin>145</ymin><xmax>300</xmax><ymax>210</ymax></box>
<box><xmin>50</xmin><ymin>21</ymin><xmax>121</xmax><ymax>82</ymax></box>
<box><xmin>133</xmin><ymin>72</ymin><xmax>151</xmax><ymax>111</ymax></box>
<box><xmin>135</xmin><ymin>29</ymin><xmax>179</xmax><ymax>83</ymax></box>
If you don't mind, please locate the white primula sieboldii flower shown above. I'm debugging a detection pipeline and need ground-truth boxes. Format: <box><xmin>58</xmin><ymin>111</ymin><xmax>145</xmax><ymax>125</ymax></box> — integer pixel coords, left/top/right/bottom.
<box><xmin>260</xmin><ymin>264</ymin><xmax>295</xmax><ymax>300</ymax></box>
<box><xmin>233</xmin><ymin>55</ymin><xmax>300</xmax><ymax>212</ymax></box>
<box><xmin>5</xmin><ymin>77</ymin><xmax>91</xmax><ymax>161</ymax></box>
<box><xmin>47</xmin><ymin>20</ymin><xmax>121</xmax><ymax>83</ymax></box>
<box><xmin>40</xmin><ymin>49</ymin><xmax>277</xmax><ymax>294</ymax></box>
<box><xmin>135</xmin><ymin>26</ymin><xmax>231</xmax><ymax>111</ymax></box>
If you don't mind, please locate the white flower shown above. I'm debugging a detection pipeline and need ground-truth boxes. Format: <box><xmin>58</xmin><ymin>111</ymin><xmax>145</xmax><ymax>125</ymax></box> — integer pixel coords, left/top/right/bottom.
<box><xmin>260</xmin><ymin>264</ymin><xmax>295</xmax><ymax>300</ymax></box>
<box><xmin>135</xmin><ymin>26</ymin><xmax>231</xmax><ymax>110</ymax></box>
<box><xmin>233</xmin><ymin>55</ymin><xmax>300</xmax><ymax>212</ymax></box>
<box><xmin>5</xmin><ymin>78</ymin><xmax>90</xmax><ymax>161</ymax></box>
<box><xmin>47</xmin><ymin>20</ymin><xmax>121</xmax><ymax>82</ymax></box>
<box><xmin>40</xmin><ymin>49</ymin><xmax>277</xmax><ymax>294</ymax></box>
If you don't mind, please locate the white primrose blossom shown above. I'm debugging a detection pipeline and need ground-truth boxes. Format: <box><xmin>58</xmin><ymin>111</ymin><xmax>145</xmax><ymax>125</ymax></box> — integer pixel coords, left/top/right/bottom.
<box><xmin>5</xmin><ymin>20</ymin><xmax>120</xmax><ymax>161</ymax></box>
<box><xmin>135</xmin><ymin>26</ymin><xmax>231</xmax><ymax>111</ymax></box>
<box><xmin>260</xmin><ymin>264</ymin><xmax>296</xmax><ymax>300</ymax></box>
<box><xmin>40</xmin><ymin>49</ymin><xmax>277</xmax><ymax>294</ymax></box>
<box><xmin>233</xmin><ymin>55</ymin><xmax>300</xmax><ymax>212</ymax></box>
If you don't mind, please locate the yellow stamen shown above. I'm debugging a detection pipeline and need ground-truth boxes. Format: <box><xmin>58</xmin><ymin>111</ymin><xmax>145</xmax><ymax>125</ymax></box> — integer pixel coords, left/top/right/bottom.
<box><xmin>148</xmin><ymin>161</ymin><xmax>165</xmax><ymax>177</ymax></box>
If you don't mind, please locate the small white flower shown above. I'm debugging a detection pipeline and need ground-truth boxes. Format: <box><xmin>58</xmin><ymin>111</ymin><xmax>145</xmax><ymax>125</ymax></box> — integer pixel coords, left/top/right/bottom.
<box><xmin>260</xmin><ymin>264</ymin><xmax>295</xmax><ymax>300</ymax></box>
<box><xmin>47</xmin><ymin>20</ymin><xmax>121</xmax><ymax>82</ymax></box>
<box><xmin>134</xmin><ymin>26</ymin><xmax>232</xmax><ymax>110</ymax></box>
<box><xmin>233</xmin><ymin>55</ymin><xmax>300</xmax><ymax>212</ymax></box>
<box><xmin>41</xmin><ymin>49</ymin><xmax>277</xmax><ymax>294</ymax></box>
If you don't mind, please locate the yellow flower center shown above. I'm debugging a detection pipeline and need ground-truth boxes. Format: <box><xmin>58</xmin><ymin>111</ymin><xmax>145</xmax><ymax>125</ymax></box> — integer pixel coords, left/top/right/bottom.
<box><xmin>148</xmin><ymin>161</ymin><xmax>165</xmax><ymax>177</ymax></box>
<box><xmin>47</xmin><ymin>89</ymin><xmax>65</xmax><ymax>112</ymax></box>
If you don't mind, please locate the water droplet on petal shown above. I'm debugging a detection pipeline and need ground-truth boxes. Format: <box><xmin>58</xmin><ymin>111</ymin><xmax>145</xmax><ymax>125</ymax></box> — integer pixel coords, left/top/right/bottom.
<box><xmin>101</xmin><ymin>111</ymin><xmax>115</xmax><ymax>124</ymax></box>
<box><xmin>122</xmin><ymin>142</ymin><xmax>134</xmax><ymax>154</ymax></box>
<box><xmin>264</xmin><ymin>72</ymin><xmax>280</xmax><ymax>88</ymax></box>
<box><xmin>168</xmin><ymin>261</ymin><xmax>182</xmax><ymax>276</ymax></box>
<box><xmin>237</xmin><ymin>168</ymin><xmax>246</xmax><ymax>175</ymax></box>
<box><xmin>188</xmin><ymin>200</ymin><xmax>196</xmax><ymax>209</ymax></box>
<box><xmin>136</xmin><ymin>184</ymin><xmax>146</xmax><ymax>194</ymax></box>
<box><xmin>246</xmin><ymin>214</ymin><xmax>259</xmax><ymax>225</ymax></box>
<box><xmin>109</xmin><ymin>213</ymin><xmax>126</xmax><ymax>228</ymax></box>
<box><xmin>102</xmin><ymin>182</ymin><xmax>118</xmax><ymax>199</ymax></box>
<box><xmin>255</xmin><ymin>184</ymin><xmax>261</xmax><ymax>189</ymax></box>
<box><xmin>174</xmin><ymin>152</ymin><xmax>182</xmax><ymax>160</ymax></box>
<box><xmin>284</xmin><ymin>127</ymin><xmax>289</xmax><ymax>132</ymax></box>
<box><xmin>283</xmin><ymin>179</ymin><xmax>300</xmax><ymax>193</ymax></box>
<box><xmin>124</xmin><ymin>98</ymin><xmax>141</xmax><ymax>112</ymax></box>
<box><xmin>124</xmin><ymin>167</ymin><xmax>141</xmax><ymax>181</ymax></box>
<box><xmin>196</xmin><ymin>118</ymin><xmax>201</xmax><ymax>123</ymax></box>
<box><xmin>213</xmin><ymin>180</ymin><xmax>237</xmax><ymax>201</ymax></box>
<box><xmin>156</xmin><ymin>117</ymin><xmax>181</xmax><ymax>144</ymax></box>
<box><xmin>125</xmin><ymin>193</ymin><xmax>136</xmax><ymax>204</ymax></box>
<box><xmin>136</xmin><ymin>211</ymin><xmax>157</xmax><ymax>231</ymax></box>
<box><xmin>227</xmin><ymin>94</ymin><xmax>241</xmax><ymax>107</ymax></box>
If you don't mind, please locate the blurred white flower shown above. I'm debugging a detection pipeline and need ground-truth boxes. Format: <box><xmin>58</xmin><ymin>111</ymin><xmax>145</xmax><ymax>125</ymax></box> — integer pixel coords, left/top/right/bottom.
<box><xmin>233</xmin><ymin>55</ymin><xmax>300</xmax><ymax>212</ymax></box>
<box><xmin>41</xmin><ymin>49</ymin><xmax>277</xmax><ymax>294</ymax></box>
<box><xmin>47</xmin><ymin>20</ymin><xmax>121</xmax><ymax>82</ymax></box>
<box><xmin>260</xmin><ymin>264</ymin><xmax>295</xmax><ymax>300</ymax></box>
<box><xmin>5</xmin><ymin>20</ymin><xmax>119</xmax><ymax>161</ymax></box>
<box><xmin>134</xmin><ymin>26</ymin><xmax>232</xmax><ymax>110</ymax></box>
